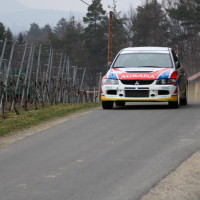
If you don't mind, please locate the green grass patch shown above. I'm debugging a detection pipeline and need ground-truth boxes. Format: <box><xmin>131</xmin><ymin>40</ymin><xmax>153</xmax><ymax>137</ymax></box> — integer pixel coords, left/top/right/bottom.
<box><xmin>0</xmin><ymin>102</ymin><xmax>100</xmax><ymax>137</ymax></box>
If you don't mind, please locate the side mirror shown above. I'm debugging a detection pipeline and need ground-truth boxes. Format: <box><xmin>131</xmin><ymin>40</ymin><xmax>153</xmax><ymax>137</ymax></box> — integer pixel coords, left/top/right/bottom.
<box><xmin>175</xmin><ymin>61</ymin><xmax>181</xmax><ymax>69</ymax></box>
<box><xmin>107</xmin><ymin>62</ymin><xmax>112</xmax><ymax>68</ymax></box>
<box><xmin>105</xmin><ymin>62</ymin><xmax>112</xmax><ymax>70</ymax></box>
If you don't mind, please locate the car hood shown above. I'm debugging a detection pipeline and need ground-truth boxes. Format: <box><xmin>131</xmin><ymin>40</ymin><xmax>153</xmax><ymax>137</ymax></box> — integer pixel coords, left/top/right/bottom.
<box><xmin>103</xmin><ymin>67</ymin><xmax>175</xmax><ymax>80</ymax></box>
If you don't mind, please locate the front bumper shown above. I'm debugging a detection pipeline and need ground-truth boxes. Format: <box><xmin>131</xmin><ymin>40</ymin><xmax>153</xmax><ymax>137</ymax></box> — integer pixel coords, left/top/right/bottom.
<box><xmin>101</xmin><ymin>83</ymin><xmax>178</xmax><ymax>102</ymax></box>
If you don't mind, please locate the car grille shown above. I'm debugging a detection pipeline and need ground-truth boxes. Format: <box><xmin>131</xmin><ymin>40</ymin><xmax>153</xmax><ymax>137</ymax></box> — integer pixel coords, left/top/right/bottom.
<box><xmin>158</xmin><ymin>90</ymin><xmax>169</xmax><ymax>95</ymax></box>
<box><xmin>121</xmin><ymin>80</ymin><xmax>154</xmax><ymax>85</ymax></box>
<box><xmin>107</xmin><ymin>90</ymin><xmax>117</xmax><ymax>95</ymax></box>
<box><xmin>125</xmin><ymin>90</ymin><xmax>149</xmax><ymax>97</ymax></box>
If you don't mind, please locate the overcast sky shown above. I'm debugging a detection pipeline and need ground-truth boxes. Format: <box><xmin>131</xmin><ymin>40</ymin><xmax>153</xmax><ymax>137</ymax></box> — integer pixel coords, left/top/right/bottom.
<box><xmin>16</xmin><ymin>0</ymin><xmax>144</xmax><ymax>13</ymax></box>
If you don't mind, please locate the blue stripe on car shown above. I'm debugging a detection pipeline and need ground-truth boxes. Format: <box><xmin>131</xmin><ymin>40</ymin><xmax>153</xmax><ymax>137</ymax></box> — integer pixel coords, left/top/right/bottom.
<box><xmin>108</xmin><ymin>72</ymin><xmax>118</xmax><ymax>79</ymax></box>
<box><xmin>158</xmin><ymin>69</ymin><xmax>172</xmax><ymax>79</ymax></box>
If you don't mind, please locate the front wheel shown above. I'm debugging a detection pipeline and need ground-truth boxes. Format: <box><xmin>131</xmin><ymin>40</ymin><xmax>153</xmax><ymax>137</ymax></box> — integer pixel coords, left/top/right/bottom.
<box><xmin>180</xmin><ymin>85</ymin><xmax>188</xmax><ymax>106</ymax></box>
<box><xmin>102</xmin><ymin>101</ymin><xmax>114</xmax><ymax>109</ymax></box>
<box><xmin>168</xmin><ymin>101</ymin><xmax>179</xmax><ymax>108</ymax></box>
<box><xmin>115</xmin><ymin>101</ymin><xmax>125</xmax><ymax>107</ymax></box>
<box><xmin>168</xmin><ymin>86</ymin><xmax>180</xmax><ymax>109</ymax></box>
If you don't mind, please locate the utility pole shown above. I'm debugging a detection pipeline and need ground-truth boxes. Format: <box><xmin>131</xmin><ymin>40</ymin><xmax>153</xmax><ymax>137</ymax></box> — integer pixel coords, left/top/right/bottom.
<box><xmin>108</xmin><ymin>11</ymin><xmax>113</xmax><ymax>63</ymax></box>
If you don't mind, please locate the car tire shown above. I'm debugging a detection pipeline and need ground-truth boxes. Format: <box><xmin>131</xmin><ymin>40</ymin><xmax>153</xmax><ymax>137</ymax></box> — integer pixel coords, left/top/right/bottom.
<box><xmin>168</xmin><ymin>101</ymin><xmax>179</xmax><ymax>108</ymax></box>
<box><xmin>180</xmin><ymin>85</ymin><xmax>188</xmax><ymax>106</ymax></box>
<box><xmin>102</xmin><ymin>101</ymin><xmax>114</xmax><ymax>109</ymax></box>
<box><xmin>168</xmin><ymin>86</ymin><xmax>180</xmax><ymax>109</ymax></box>
<box><xmin>115</xmin><ymin>101</ymin><xmax>125</xmax><ymax>107</ymax></box>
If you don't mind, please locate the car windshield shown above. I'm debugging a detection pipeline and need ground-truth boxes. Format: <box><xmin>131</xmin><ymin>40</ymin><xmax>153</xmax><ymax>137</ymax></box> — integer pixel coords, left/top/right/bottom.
<box><xmin>112</xmin><ymin>53</ymin><xmax>173</xmax><ymax>68</ymax></box>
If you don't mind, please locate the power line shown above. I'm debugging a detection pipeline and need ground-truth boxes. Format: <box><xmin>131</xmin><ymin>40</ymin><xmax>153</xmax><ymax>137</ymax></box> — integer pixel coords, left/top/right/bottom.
<box><xmin>80</xmin><ymin>0</ymin><xmax>90</xmax><ymax>6</ymax></box>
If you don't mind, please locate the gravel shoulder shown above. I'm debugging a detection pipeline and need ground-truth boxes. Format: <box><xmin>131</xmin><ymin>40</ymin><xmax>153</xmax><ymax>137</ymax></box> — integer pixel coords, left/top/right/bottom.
<box><xmin>140</xmin><ymin>150</ymin><xmax>200</xmax><ymax>200</ymax></box>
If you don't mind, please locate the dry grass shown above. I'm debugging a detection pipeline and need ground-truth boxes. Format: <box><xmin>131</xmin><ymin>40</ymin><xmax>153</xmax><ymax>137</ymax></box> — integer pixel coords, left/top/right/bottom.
<box><xmin>0</xmin><ymin>102</ymin><xmax>100</xmax><ymax>137</ymax></box>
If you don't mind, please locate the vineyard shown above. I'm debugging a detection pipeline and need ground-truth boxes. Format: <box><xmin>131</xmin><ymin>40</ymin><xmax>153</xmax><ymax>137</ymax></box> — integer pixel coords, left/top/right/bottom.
<box><xmin>0</xmin><ymin>40</ymin><xmax>100</xmax><ymax>118</ymax></box>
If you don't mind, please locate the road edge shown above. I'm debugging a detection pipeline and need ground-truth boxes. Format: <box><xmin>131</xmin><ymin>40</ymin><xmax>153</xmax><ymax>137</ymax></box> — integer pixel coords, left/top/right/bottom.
<box><xmin>0</xmin><ymin>107</ymin><xmax>100</xmax><ymax>147</ymax></box>
<box><xmin>140</xmin><ymin>150</ymin><xmax>200</xmax><ymax>200</ymax></box>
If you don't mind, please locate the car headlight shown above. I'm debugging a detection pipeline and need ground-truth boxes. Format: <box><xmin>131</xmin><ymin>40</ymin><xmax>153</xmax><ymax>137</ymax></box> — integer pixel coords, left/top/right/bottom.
<box><xmin>102</xmin><ymin>79</ymin><xmax>119</xmax><ymax>85</ymax></box>
<box><xmin>156</xmin><ymin>78</ymin><xmax>177</xmax><ymax>85</ymax></box>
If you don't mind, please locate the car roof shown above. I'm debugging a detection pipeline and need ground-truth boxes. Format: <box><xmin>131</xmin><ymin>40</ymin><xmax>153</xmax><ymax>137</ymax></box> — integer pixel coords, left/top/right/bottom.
<box><xmin>121</xmin><ymin>47</ymin><xmax>171</xmax><ymax>54</ymax></box>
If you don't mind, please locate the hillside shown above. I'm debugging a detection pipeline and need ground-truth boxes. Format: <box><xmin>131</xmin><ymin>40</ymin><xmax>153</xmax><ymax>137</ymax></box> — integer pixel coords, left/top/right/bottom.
<box><xmin>0</xmin><ymin>0</ymin><xmax>28</xmax><ymax>14</ymax></box>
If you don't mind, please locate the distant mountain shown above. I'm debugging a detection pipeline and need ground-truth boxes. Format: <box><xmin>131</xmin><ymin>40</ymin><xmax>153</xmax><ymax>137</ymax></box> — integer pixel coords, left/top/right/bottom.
<box><xmin>0</xmin><ymin>0</ymin><xmax>29</xmax><ymax>14</ymax></box>
<box><xmin>0</xmin><ymin>0</ymin><xmax>85</xmax><ymax>34</ymax></box>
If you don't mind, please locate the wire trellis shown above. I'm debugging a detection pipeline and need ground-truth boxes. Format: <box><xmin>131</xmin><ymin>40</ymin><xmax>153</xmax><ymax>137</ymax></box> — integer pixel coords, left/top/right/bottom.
<box><xmin>0</xmin><ymin>40</ymin><xmax>100</xmax><ymax>118</ymax></box>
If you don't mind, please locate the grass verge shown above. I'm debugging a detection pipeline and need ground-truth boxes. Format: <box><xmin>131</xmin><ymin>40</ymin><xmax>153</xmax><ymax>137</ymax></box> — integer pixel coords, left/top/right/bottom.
<box><xmin>0</xmin><ymin>102</ymin><xmax>100</xmax><ymax>137</ymax></box>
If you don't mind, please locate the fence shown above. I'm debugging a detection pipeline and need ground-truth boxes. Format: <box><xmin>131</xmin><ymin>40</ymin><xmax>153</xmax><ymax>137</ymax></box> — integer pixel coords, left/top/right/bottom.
<box><xmin>0</xmin><ymin>40</ymin><xmax>100</xmax><ymax>117</ymax></box>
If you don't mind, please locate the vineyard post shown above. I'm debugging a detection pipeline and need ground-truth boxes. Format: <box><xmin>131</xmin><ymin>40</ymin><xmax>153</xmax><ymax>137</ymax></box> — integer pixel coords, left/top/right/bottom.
<box><xmin>4</xmin><ymin>42</ymin><xmax>16</xmax><ymax>104</ymax></box>
<box><xmin>0</xmin><ymin>38</ymin><xmax>7</xmax><ymax>72</ymax></box>
<box><xmin>65</xmin><ymin>57</ymin><xmax>70</xmax><ymax>102</ymax></box>
<box><xmin>73</xmin><ymin>66</ymin><xmax>78</xmax><ymax>102</ymax></box>
<box><xmin>77</xmin><ymin>67</ymin><xmax>86</xmax><ymax>102</ymax></box>
<box><xmin>54</xmin><ymin>53</ymin><xmax>63</xmax><ymax>104</ymax></box>
<box><xmin>11</xmin><ymin>43</ymin><xmax>28</xmax><ymax>110</ymax></box>
<box><xmin>26</xmin><ymin>46</ymin><xmax>35</xmax><ymax>97</ymax></box>
<box><xmin>0</xmin><ymin>39</ymin><xmax>7</xmax><ymax>114</ymax></box>
<box><xmin>36</xmin><ymin>44</ymin><xmax>41</xmax><ymax>84</ymax></box>
<box><xmin>66</xmin><ymin>56</ymin><xmax>70</xmax><ymax>82</ymax></box>
<box><xmin>34</xmin><ymin>44</ymin><xmax>41</xmax><ymax>107</ymax></box>
<box><xmin>21</xmin><ymin>44</ymin><xmax>33</xmax><ymax>107</ymax></box>
<box><xmin>60</xmin><ymin>53</ymin><xmax>66</xmax><ymax>103</ymax></box>
<box><xmin>43</xmin><ymin>46</ymin><xmax>52</xmax><ymax>102</ymax></box>
<box><xmin>47</xmin><ymin>49</ymin><xmax>54</xmax><ymax>103</ymax></box>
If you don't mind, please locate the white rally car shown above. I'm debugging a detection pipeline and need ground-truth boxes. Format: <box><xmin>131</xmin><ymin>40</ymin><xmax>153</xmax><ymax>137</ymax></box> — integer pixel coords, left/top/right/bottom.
<box><xmin>101</xmin><ymin>47</ymin><xmax>188</xmax><ymax>109</ymax></box>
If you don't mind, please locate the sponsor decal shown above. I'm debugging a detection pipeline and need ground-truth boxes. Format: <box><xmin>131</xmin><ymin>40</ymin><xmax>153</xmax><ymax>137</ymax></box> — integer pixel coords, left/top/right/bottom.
<box><xmin>106</xmin><ymin>95</ymin><xmax>117</xmax><ymax>98</ymax></box>
<box><xmin>117</xmin><ymin>68</ymin><xmax>172</xmax><ymax>80</ymax></box>
<box><xmin>161</xmin><ymin>86</ymin><xmax>170</xmax><ymax>90</ymax></box>
<box><xmin>103</xmin><ymin>68</ymin><xmax>175</xmax><ymax>81</ymax></box>
<box><xmin>105</xmin><ymin>86</ymin><xmax>113</xmax><ymax>89</ymax></box>
<box><xmin>119</xmin><ymin>74</ymin><xmax>155</xmax><ymax>79</ymax></box>
<box><xmin>158</xmin><ymin>95</ymin><xmax>169</xmax><ymax>98</ymax></box>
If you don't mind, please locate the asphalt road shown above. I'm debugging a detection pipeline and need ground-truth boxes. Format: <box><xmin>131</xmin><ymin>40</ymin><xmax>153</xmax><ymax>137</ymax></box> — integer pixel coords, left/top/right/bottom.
<box><xmin>1</xmin><ymin>102</ymin><xmax>200</xmax><ymax>200</ymax></box>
